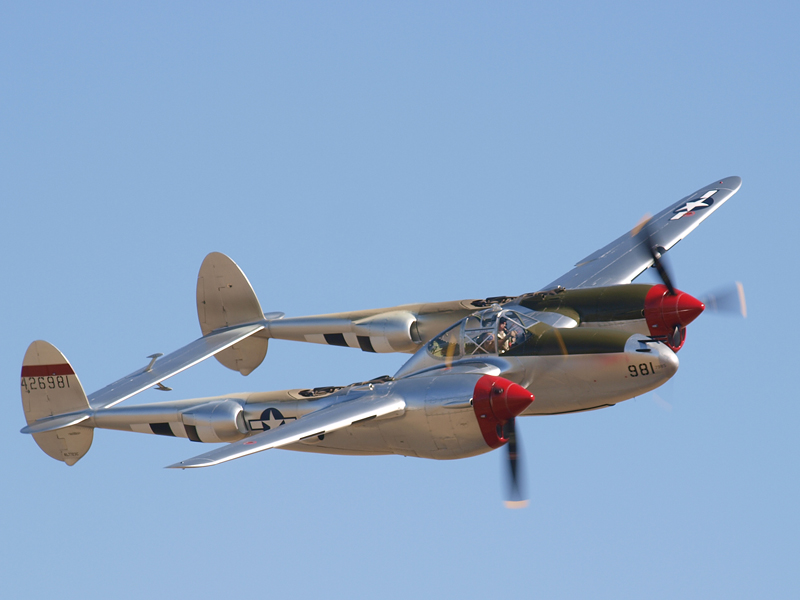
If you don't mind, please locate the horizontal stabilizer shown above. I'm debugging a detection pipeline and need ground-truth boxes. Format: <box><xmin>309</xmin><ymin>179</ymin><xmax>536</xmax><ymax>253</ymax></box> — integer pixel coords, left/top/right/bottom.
<box><xmin>88</xmin><ymin>323</ymin><xmax>265</xmax><ymax>410</ymax></box>
<box><xmin>21</xmin><ymin>412</ymin><xmax>89</xmax><ymax>434</ymax></box>
<box><xmin>168</xmin><ymin>394</ymin><xmax>406</xmax><ymax>468</ymax></box>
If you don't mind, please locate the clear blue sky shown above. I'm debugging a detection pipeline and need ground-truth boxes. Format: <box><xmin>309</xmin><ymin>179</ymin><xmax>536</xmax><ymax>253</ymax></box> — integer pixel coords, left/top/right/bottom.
<box><xmin>3</xmin><ymin>2</ymin><xmax>798</xmax><ymax>598</ymax></box>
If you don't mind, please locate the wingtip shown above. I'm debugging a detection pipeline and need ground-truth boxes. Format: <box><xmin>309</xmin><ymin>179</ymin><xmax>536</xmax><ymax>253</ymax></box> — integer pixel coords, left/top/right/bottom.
<box><xmin>719</xmin><ymin>176</ymin><xmax>742</xmax><ymax>191</ymax></box>
<box><xmin>165</xmin><ymin>458</ymin><xmax>215</xmax><ymax>469</ymax></box>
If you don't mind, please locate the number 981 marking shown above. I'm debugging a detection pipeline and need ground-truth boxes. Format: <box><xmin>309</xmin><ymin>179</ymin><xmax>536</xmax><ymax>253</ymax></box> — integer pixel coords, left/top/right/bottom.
<box><xmin>628</xmin><ymin>363</ymin><xmax>656</xmax><ymax>377</ymax></box>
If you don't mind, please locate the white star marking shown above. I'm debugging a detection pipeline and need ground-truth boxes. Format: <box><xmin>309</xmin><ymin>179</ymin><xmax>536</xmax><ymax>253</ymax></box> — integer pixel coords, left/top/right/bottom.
<box><xmin>670</xmin><ymin>190</ymin><xmax>717</xmax><ymax>220</ymax></box>
<box><xmin>683</xmin><ymin>199</ymin><xmax>712</xmax><ymax>211</ymax></box>
<box><xmin>262</xmin><ymin>413</ymin><xmax>285</xmax><ymax>431</ymax></box>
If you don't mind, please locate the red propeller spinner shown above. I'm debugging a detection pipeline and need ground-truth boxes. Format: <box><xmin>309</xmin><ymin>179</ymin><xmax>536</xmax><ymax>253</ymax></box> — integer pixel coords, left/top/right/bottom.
<box><xmin>472</xmin><ymin>375</ymin><xmax>534</xmax><ymax>449</ymax></box>
<box><xmin>643</xmin><ymin>284</ymin><xmax>705</xmax><ymax>351</ymax></box>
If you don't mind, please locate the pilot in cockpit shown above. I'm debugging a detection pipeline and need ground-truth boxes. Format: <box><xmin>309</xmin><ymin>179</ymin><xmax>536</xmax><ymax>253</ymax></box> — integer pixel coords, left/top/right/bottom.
<box><xmin>497</xmin><ymin>317</ymin><xmax>524</xmax><ymax>354</ymax></box>
<box><xmin>427</xmin><ymin>310</ymin><xmax>531</xmax><ymax>360</ymax></box>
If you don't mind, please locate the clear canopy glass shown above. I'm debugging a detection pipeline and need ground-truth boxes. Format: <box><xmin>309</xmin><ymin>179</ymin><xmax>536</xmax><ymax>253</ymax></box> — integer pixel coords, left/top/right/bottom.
<box><xmin>427</xmin><ymin>308</ymin><xmax>536</xmax><ymax>359</ymax></box>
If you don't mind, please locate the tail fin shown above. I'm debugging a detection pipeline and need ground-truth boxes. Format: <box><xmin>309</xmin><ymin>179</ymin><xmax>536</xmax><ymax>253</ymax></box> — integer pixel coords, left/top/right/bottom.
<box><xmin>196</xmin><ymin>252</ymin><xmax>268</xmax><ymax>375</ymax></box>
<box><xmin>21</xmin><ymin>341</ymin><xmax>93</xmax><ymax>465</ymax></box>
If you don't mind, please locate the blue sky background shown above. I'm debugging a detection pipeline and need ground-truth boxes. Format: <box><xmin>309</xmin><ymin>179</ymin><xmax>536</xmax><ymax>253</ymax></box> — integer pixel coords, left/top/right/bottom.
<box><xmin>2</xmin><ymin>2</ymin><xmax>798</xmax><ymax>598</ymax></box>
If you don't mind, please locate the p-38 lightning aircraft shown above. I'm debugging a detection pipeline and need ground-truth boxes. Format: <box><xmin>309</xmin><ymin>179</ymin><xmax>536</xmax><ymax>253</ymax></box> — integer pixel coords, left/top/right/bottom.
<box><xmin>21</xmin><ymin>177</ymin><xmax>745</xmax><ymax>506</ymax></box>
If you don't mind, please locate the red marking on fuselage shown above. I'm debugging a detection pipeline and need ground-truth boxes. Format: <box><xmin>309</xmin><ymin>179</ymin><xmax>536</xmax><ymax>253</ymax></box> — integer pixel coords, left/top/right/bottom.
<box><xmin>21</xmin><ymin>364</ymin><xmax>75</xmax><ymax>377</ymax></box>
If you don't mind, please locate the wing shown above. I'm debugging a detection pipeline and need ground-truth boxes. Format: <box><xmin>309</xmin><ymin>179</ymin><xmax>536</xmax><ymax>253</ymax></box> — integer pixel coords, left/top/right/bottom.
<box><xmin>88</xmin><ymin>323</ymin><xmax>264</xmax><ymax>410</ymax></box>
<box><xmin>542</xmin><ymin>176</ymin><xmax>742</xmax><ymax>290</ymax></box>
<box><xmin>394</xmin><ymin>357</ymin><xmax>504</xmax><ymax>380</ymax></box>
<box><xmin>166</xmin><ymin>394</ymin><xmax>406</xmax><ymax>468</ymax></box>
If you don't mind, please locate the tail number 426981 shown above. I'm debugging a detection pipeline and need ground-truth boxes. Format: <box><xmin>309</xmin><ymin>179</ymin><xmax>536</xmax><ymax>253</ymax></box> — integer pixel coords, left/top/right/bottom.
<box><xmin>20</xmin><ymin>375</ymin><xmax>71</xmax><ymax>393</ymax></box>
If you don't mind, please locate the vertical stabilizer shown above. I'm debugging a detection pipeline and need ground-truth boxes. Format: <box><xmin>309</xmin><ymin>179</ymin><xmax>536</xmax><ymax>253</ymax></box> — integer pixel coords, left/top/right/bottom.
<box><xmin>196</xmin><ymin>252</ymin><xmax>268</xmax><ymax>375</ymax></box>
<box><xmin>21</xmin><ymin>341</ymin><xmax>93</xmax><ymax>465</ymax></box>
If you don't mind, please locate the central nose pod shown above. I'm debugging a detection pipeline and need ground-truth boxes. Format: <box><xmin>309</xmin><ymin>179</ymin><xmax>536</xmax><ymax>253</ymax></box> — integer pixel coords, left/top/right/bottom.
<box><xmin>472</xmin><ymin>375</ymin><xmax>534</xmax><ymax>449</ymax></box>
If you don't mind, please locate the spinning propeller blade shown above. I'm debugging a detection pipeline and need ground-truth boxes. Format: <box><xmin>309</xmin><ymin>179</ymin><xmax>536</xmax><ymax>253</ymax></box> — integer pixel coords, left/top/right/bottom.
<box><xmin>503</xmin><ymin>418</ymin><xmax>528</xmax><ymax>509</ymax></box>
<box><xmin>700</xmin><ymin>282</ymin><xmax>747</xmax><ymax>318</ymax></box>
<box><xmin>635</xmin><ymin>215</ymin><xmax>677</xmax><ymax>295</ymax></box>
<box><xmin>633</xmin><ymin>215</ymin><xmax>744</xmax><ymax>351</ymax></box>
<box><xmin>472</xmin><ymin>376</ymin><xmax>533</xmax><ymax>508</ymax></box>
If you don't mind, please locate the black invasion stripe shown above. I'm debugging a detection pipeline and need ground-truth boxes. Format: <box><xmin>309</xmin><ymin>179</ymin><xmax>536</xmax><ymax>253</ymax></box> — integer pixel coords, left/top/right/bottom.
<box><xmin>357</xmin><ymin>336</ymin><xmax>376</xmax><ymax>353</ymax></box>
<box><xmin>185</xmin><ymin>424</ymin><xmax>202</xmax><ymax>442</ymax></box>
<box><xmin>150</xmin><ymin>423</ymin><xmax>175</xmax><ymax>437</ymax></box>
<box><xmin>324</xmin><ymin>333</ymin><xmax>348</xmax><ymax>347</ymax></box>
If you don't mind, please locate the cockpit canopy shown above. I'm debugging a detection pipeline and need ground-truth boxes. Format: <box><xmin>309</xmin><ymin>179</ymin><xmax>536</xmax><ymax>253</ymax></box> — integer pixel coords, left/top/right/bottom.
<box><xmin>427</xmin><ymin>308</ymin><xmax>537</xmax><ymax>359</ymax></box>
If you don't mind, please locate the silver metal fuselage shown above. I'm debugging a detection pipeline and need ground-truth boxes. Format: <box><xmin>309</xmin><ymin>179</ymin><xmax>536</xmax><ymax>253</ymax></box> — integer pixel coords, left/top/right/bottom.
<box><xmin>88</xmin><ymin>334</ymin><xmax>678</xmax><ymax>461</ymax></box>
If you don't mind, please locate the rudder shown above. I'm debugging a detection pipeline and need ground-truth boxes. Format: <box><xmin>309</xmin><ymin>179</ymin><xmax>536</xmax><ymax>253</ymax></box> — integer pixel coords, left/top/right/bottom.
<box><xmin>21</xmin><ymin>341</ymin><xmax>93</xmax><ymax>465</ymax></box>
<box><xmin>196</xmin><ymin>252</ymin><xmax>268</xmax><ymax>375</ymax></box>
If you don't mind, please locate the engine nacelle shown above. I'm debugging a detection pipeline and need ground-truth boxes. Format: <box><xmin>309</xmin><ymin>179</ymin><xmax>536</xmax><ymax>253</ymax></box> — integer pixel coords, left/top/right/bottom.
<box><xmin>181</xmin><ymin>400</ymin><xmax>247</xmax><ymax>443</ymax></box>
<box><xmin>352</xmin><ymin>311</ymin><xmax>419</xmax><ymax>353</ymax></box>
